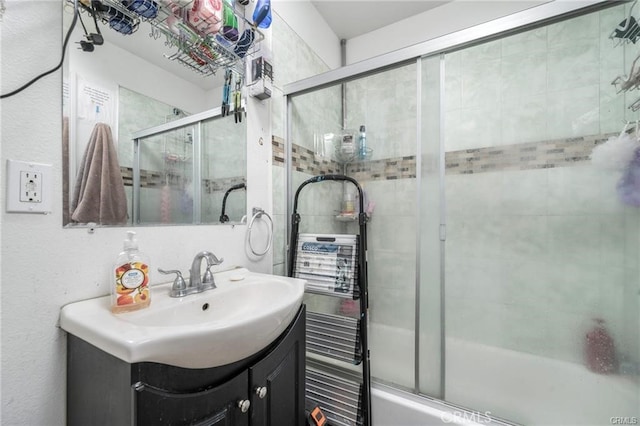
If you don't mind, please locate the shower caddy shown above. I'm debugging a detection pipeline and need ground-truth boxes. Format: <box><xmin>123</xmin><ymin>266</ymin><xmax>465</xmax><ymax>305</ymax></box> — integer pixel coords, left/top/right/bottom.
<box><xmin>288</xmin><ymin>174</ymin><xmax>372</xmax><ymax>426</ymax></box>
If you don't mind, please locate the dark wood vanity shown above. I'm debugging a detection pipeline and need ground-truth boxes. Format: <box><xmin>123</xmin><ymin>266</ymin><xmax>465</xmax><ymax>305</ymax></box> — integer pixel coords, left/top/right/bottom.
<box><xmin>67</xmin><ymin>305</ymin><xmax>306</xmax><ymax>425</ymax></box>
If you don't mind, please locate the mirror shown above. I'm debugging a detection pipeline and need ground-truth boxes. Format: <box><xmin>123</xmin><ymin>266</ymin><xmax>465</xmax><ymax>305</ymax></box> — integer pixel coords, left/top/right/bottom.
<box><xmin>62</xmin><ymin>1</ymin><xmax>247</xmax><ymax>227</ymax></box>
<box><xmin>131</xmin><ymin>105</ymin><xmax>247</xmax><ymax>225</ymax></box>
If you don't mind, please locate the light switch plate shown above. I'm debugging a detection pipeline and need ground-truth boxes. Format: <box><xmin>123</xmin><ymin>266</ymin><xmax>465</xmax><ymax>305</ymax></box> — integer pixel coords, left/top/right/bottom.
<box><xmin>6</xmin><ymin>159</ymin><xmax>53</xmax><ymax>214</ymax></box>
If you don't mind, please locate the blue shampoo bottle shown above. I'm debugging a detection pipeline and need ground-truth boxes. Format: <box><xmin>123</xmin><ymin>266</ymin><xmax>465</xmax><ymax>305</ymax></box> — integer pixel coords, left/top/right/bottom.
<box><xmin>358</xmin><ymin>125</ymin><xmax>367</xmax><ymax>160</ymax></box>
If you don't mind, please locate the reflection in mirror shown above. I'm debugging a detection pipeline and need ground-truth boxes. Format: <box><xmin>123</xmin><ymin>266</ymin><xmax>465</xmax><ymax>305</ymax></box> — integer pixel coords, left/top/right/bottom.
<box><xmin>132</xmin><ymin>109</ymin><xmax>246</xmax><ymax>225</ymax></box>
<box><xmin>62</xmin><ymin>3</ymin><xmax>247</xmax><ymax>228</ymax></box>
<box><xmin>219</xmin><ymin>183</ymin><xmax>246</xmax><ymax>223</ymax></box>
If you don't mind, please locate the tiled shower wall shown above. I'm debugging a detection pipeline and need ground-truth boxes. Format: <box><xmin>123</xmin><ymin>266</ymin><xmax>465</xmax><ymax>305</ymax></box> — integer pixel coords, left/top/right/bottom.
<box><xmin>339</xmin><ymin>5</ymin><xmax>639</xmax><ymax>373</ymax></box>
<box><xmin>271</xmin><ymin>12</ymin><xmax>343</xmax><ymax>276</ymax></box>
<box><xmin>443</xmin><ymin>5</ymin><xmax>639</xmax><ymax>367</ymax></box>
<box><xmin>117</xmin><ymin>87</ymin><xmax>180</xmax><ymax>224</ymax></box>
<box><xmin>117</xmin><ymin>88</ymin><xmax>246</xmax><ymax>225</ymax></box>
<box><xmin>273</xmin><ymin>59</ymin><xmax>421</xmax><ymax>387</ymax></box>
<box><xmin>277</xmin><ymin>2</ymin><xmax>639</xmax><ymax>390</ymax></box>
<box><xmin>343</xmin><ymin>63</ymin><xmax>419</xmax><ymax>388</ymax></box>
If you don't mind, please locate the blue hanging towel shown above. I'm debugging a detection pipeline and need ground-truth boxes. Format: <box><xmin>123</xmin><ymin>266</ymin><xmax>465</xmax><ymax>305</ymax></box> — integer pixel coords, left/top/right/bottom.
<box><xmin>252</xmin><ymin>0</ymin><xmax>271</xmax><ymax>28</ymax></box>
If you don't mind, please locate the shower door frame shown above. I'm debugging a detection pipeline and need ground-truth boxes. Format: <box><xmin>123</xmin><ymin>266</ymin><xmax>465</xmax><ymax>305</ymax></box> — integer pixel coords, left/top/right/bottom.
<box><xmin>283</xmin><ymin>0</ymin><xmax>613</xmax><ymax>398</ymax></box>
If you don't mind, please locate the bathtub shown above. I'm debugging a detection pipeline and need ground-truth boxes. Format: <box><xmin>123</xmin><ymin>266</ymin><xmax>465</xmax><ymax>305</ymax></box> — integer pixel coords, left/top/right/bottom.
<box><xmin>372</xmin><ymin>384</ymin><xmax>504</xmax><ymax>426</ymax></box>
<box><xmin>368</xmin><ymin>331</ymin><xmax>639</xmax><ymax>426</ymax></box>
<box><xmin>445</xmin><ymin>338</ymin><xmax>639</xmax><ymax>426</ymax></box>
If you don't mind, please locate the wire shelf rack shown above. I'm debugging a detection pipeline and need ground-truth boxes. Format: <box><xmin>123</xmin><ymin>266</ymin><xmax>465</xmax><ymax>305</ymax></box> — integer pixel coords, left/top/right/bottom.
<box><xmin>72</xmin><ymin>0</ymin><xmax>263</xmax><ymax>77</ymax></box>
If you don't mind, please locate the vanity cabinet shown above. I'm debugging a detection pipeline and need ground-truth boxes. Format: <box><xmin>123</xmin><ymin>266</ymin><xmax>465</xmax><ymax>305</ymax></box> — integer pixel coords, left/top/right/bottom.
<box><xmin>135</xmin><ymin>370</ymin><xmax>248</xmax><ymax>426</ymax></box>
<box><xmin>67</xmin><ymin>305</ymin><xmax>306</xmax><ymax>426</ymax></box>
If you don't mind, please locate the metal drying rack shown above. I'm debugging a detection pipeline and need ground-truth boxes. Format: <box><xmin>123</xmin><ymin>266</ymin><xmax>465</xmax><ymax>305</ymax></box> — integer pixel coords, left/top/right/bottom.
<box><xmin>71</xmin><ymin>0</ymin><xmax>263</xmax><ymax>77</ymax></box>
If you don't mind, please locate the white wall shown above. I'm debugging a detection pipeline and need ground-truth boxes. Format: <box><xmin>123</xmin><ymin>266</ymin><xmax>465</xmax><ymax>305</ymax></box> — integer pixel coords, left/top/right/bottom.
<box><xmin>270</xmin><ymin>1</ymin><xmax>599</xmax><ymax>68</ymax></box>
<box><xmin>68</xmin><ymin>25</ymin><xmax>210</xmax><ymax>115</ymax></box>
<box><xmin>0</xmin><ymin>2</ymin><xmax>271</xmax><ymax>425</ymax></box>
<box><xmin>346</xmin><ymin>0</ymin><xmax>550</xmax><ymax>64</ymax></box>
<box><xmin>272</xmin><ymin>0</ymin><xmax>342</xmax><ymax>69</ymax></box>
<box><xmin>67</xmin><ymin>22</ymin><xmax>211</xmax><ymax>180</ymax></box>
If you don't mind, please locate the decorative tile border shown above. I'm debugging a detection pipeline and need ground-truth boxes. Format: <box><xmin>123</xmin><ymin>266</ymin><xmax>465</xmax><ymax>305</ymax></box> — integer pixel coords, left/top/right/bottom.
<box><xmin>121</xmin><ymin>167</ymin><xmax>134</xmax><ymax>187</ymax></box>
<box><xmin>203</xmin><ymin>177</ymin><xmax>246</xmax><ymax>194</ymax></box>
<box><xmin>347</xmin><ymin>156</ymin><xmax>417</xmax><ymax>182</ymax></box>
<box><xmin>120</xmin><ymin>167</ymin><xmax>245</xmax><ymax>193</ymax></box>
<box><xmin>274</xmin><ymin>133</ymin><xmax>609</xmax><ymax>180</ymax></box>
<box><xmin>445</xmin><ymin>133</ymin><xmax>609</xmax><ymax>175</ymax></box>
<box><xmin>273</xmin><ymin>136</ymin><xmax>342</xmax><ymax>175</ymax></box>
<box><xmin>272</xmin><ymin>136</ymin><xmax>285</xmax><ymax>165</ymax></box>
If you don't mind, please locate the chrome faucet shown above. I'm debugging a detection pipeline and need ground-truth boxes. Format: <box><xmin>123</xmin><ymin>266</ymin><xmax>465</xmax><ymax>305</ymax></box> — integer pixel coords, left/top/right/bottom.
<box><xmin>189</xmin><ymin>251</ymin><xmax>223</xmax><ymax>291</ymax></box>
<box><xmin>158</xmin><ymin>251</ymin><xmax>223</xmax><ymax>298</ymax></box>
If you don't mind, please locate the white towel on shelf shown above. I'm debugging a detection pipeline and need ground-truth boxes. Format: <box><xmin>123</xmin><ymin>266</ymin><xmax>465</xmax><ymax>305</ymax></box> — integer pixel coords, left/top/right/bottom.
<box><xmin>71</xmin><ymin>123</ymin><xmax>128</xmax><ymax>225</ymax></box>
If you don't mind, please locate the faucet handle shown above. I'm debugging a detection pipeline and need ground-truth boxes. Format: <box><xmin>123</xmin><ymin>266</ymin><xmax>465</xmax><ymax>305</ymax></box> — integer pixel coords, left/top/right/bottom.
<box><xmin>158</xmin><ymin>268</ymin><xmax>188</xmax><ymax>297</ymax></box>
<box><xmin>201</xmin><ymin>258</ymin><xmax>217</xmax><ymax>290</ymax></box>
<box><xmin>209</xmin><ymin>253</ymin><xmax>224</xmax><ymax>266</ymax></box>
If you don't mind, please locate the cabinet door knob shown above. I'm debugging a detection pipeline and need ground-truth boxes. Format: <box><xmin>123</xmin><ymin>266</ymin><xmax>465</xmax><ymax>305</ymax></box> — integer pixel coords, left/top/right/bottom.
<box><xmin>237</xmin><ymin>399</ymin><xmax>251</xmax><ymax>413</ymax></box>
<box><xmin>255</xmin><ymin>386</ymin><xmax>268</xmax><ymax>399</ymax></box>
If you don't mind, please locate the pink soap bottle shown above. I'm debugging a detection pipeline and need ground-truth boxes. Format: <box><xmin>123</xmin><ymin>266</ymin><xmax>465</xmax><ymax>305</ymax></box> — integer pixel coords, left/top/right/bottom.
<box><xmin>584</xmin><ymin>318</ymin><xmax>618</xmax><ymax>374</ymax></box>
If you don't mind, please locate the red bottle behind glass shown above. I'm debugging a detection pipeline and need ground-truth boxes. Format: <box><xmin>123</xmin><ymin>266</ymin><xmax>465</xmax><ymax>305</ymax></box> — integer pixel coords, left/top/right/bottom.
<box><xmin>584</xmin><ymin>318</ymin><xmax>618</xmax><ymax>374</ymax></box>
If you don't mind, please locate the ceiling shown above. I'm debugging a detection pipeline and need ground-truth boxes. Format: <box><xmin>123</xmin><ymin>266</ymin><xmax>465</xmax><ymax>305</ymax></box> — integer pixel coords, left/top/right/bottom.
<box><xmin>310</xmin><ymin>1</ymin><xmax>450</xmax><ymax>40</ymax></box>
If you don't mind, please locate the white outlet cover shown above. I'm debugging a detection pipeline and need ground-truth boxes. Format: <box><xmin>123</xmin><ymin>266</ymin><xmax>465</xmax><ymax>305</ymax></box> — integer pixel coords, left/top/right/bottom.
<box><xmin>20</xmin><ymin>170</ymin><xmax>43</xmax><ymax>202</ymax></box>
<box><xmin>6</xmin><ymin>159</ymin><xmax>53</xmax><ymax>214</ymax></box>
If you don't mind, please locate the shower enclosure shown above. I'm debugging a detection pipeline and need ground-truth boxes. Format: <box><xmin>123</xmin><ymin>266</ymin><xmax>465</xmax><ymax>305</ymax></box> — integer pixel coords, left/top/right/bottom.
<box><xmin>281</xmin><ymin>2</ymin><xmax>640</xmax><ymax>425</ymax></box>
<box><xmin>129</xmin><ymin>108</ymin><xmax>247</xmax><ymax>225</ymax></box>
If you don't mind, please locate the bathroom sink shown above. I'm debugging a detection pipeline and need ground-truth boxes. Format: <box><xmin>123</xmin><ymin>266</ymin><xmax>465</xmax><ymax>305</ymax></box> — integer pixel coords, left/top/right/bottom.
<box><xmin>59</xmin><ymin>268</ymin><xmax>306</xmax><ymax>369</ymax></box>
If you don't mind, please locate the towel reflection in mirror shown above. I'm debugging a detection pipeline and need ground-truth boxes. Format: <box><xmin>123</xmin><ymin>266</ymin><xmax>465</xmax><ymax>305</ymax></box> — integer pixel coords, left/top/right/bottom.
<box><xmin>70</xmin><ymin>122</ymin><xmax>128</xmax><ymax>225</ymax></box>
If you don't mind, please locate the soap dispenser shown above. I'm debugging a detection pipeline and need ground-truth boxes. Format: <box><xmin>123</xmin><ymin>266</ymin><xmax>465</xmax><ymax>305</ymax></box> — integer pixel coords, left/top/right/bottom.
<box><xmin>112</xmin><ymin>231</ymin><xmax>151</xmax><ymax>313</ymax></box>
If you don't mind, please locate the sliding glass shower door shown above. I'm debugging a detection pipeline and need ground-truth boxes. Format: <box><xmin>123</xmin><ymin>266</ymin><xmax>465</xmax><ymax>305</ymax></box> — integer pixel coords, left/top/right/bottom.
<box><xmin>423</xmin><ymin>3</ymin><xmax>640</xmax><ymax>424</ymax></box>
<box><xmin>285</xmin><ymin>2</ymin><xmax>640</xmax><ymax>425</ymax></box>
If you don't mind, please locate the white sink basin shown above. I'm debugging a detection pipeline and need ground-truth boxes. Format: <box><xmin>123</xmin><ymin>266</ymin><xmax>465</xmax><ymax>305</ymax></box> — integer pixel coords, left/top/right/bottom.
<box><xmin>60</xmin><ymin>268</ymin><xmax>306</xmax><ymax>369</ymax></box>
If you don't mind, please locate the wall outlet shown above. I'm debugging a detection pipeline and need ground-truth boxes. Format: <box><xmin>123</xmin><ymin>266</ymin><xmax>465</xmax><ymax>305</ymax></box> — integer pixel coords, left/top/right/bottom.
<box><xmin>6</xmin><ymin>159</ymin><xmax>53</xmax><ymax>214</ymax></box>
<box><xmin>20</xmin><ymin>171</ymin><xmax>42</xmax><ymax>203</ymax></box>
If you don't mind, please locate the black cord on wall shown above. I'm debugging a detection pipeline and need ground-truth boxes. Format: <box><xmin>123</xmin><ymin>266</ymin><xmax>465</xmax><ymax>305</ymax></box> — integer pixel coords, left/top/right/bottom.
<box><xmin>0</xmin><ymin>0</ymin><xmax>79</xmax><ymax>99</ymax></box>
